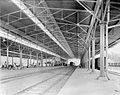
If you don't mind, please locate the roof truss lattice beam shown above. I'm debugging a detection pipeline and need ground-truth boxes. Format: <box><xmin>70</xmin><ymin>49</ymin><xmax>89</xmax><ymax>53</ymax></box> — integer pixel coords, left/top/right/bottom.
<box><xmin>76</xmin><ymin>0</ymin><xmax>101</xmax><ymax>21</ymax></box>
<box><xmin>77</xmin><ymin>0</ymin><xmax>97</xmax><ymax>3</ymax></box>
<box><xmin>0</xmin><ymin>27</ymin><xmax>66</xmax><ymax>59</ymax></box>
<box><xmin>84</xmin><ymin>0</ymin><xmax>102</xmax><ymax>43</ymax></box>
<box><xmin>11</xmin><ymin>0</ymin><xmax>74</xmax><ymax>58</ymax></box>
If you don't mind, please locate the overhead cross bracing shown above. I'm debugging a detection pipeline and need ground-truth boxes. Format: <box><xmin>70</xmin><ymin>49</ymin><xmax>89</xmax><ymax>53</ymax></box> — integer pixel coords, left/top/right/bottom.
<box><xmin>0</xmin><ymin>0</ymin><xmax>92</xmax><ymax>59</ymax></box>
<box><xmin>1</xmin><ymin>0</ymin><xmax>120</xmax><ymax>59</ymax></box>
<box><xmin>11</xmin><ymin>0</ymin><xmax>74</xmax><ymax>58</ymax></box>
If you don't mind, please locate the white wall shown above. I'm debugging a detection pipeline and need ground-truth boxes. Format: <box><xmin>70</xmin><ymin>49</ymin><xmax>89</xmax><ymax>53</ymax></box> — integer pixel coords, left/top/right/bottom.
<box><xmin>68</xmin><ymin>58</ymin><xmax>80</xmax><ymax>66</ymax></box>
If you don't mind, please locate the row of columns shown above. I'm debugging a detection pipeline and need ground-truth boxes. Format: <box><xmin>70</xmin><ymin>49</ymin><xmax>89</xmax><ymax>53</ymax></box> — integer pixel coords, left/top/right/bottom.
<box><xmin>88</xmin><ymin>22</ymin><xmax>109</xmax><ymax>76</ymax></box>
<box><xmin>88</xmin><ymin>38</ymin><xmax>95</xmax><ymax>72</ymax></box>
<box><xmin>0</xmin><ymin>43</ymin><xmax>58</xmax><ymax>68</ymax></box>
<box><xmin>0</xmin><ymin>36</ymin><xmax>66</xmax><ymax>68</ymax></box>
<box><xmin>0</xmin><ymin>43</ymin><xmax>44</xmax><ymax>67</ymax></box>
<box><xmin>87</xmin><ymin>0</ymin><xmax>110</xmax><ymax>80</ymax></box>
<box><xmin>0</xmin><ymin>37</ymin><xmax>61</xmax><ymax>67</ymax></box>
<box><xmin>27</xmin><ymin>50</ymin><xmax>44</xmax><ymax>67</ymax></box>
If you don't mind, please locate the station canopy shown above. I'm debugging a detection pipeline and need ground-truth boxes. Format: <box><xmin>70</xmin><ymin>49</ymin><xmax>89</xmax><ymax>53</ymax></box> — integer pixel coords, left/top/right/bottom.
<box><xmin>0</xmin><ymin>0</ymin><xmax>120</xmax><ymax>59</ymax></box>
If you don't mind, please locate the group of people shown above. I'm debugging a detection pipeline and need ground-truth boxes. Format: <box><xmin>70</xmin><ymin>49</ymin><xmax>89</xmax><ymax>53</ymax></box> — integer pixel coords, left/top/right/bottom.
<box><xmin>1</xmin><ymin>61</ymin><xmax>39</xmax><ymax>70</ymax></box>
<box><xmin>1</xmin><ymin>61</ymin><xmax>21</xmax><ymax>70</ymax></box>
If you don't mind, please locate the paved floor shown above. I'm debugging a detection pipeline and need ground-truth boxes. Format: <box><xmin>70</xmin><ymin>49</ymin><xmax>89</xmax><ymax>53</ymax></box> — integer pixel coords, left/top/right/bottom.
<box><xmin>0</xmin><ymin>66</ymin><xmax>60</xmax><ymax>79</ymax></box>
<box><xmin>1</xmin><ymin>67</ymin><xmax>120</xmax><ymax>95</ymax></box>
<box><xmin>58</xmin><ymin>68</ymin><xmax>120</xmax><ymax>95</ymax></box>
<box><xmin>0</xmin><ymin>66</ymin><xmax>76</xmax><ymax>95</ymax></box>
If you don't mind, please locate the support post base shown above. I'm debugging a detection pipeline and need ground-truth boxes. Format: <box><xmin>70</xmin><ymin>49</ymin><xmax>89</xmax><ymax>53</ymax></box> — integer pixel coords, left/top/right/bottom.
<box><xmin>96</xmin><ymin>74</ymin><xmax>110</xmax><ymax>80</ymax></box>
<box><xmin>97</xmin><ymin>70</ymin><xmax>110</xmax><ymax>80</ymax></box>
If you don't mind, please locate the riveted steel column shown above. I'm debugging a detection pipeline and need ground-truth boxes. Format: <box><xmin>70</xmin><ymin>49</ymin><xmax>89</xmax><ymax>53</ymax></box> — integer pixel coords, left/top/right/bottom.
<box><xmin>46</xmin><ymin>54</ymin><xmax>47</xmax><ymax>67</ymax></box>
<box><xmin>105</xmin><ymin>0</ymin><xmax>110</xmax><ymax>73</ymax></box>
<box><xmin>6</xmin><ymin>47</ymin><xmax>9</xmax><ymax>66</ymax></box>
<box><xmin>88</xmin><ymin>44</ymin><xmax>91</xmax><ymax>70</ymax></box>
<box><xmin>12</xmin><ymin>56</ymin><xmax>14</xmax><ymax>66</ymax></box>
<box><xmin>30</xmin><ymin>50</ymin><xmax>32</xmax><ymax>66</ymax></box>
<box><xmin>36</xmin><ymin>53</ymin><xmax>39</xmax><ymax>66</ymax></box>
<box><xmin>92</xmin><ymin>37</ymin><xmax>95</xmax><ymax>72</ymax></box>
<box><xmin>100</xmin><ymin>21</ymin><xmax>105</xmax><ymax>77</ymax></box>
<box><xmin>49</xmin><ymin>57</ymin><xmax>51</xmax><ymax>66</ymax></box>
<box><xmin>20</xmin><ymin>49</ymin><xmax>23</xmax><ymax>67</ymax></box>
<box><xmin>27</xmin><ymin>57</ymin><xmax>29</xmax><ymax>67</ymax></box>
<box><xmin>41</xmin><ymin>51</ymin><xmax>43</xmax><ymax>66</ymax></box>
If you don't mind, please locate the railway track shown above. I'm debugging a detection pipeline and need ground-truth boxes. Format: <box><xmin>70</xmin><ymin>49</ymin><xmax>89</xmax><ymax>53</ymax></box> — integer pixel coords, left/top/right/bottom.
<box><xmin>108</xmin><ymin>70</ymin><xmax>120</xmax><ymax>76</ymax></box>
<box><xmin>14</xmin><ymin>66</ymin><xmax>76</xmax><ymax>95</ymax></box>
<box><xmin>0</xmin><ymin>67</ymin><xmax>68</xmax><ymax>84</ymax></box>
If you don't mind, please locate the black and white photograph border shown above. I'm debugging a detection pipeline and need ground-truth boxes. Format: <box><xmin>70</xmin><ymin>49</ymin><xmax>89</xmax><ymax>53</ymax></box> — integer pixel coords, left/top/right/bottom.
<box><xmin>0</xmin><ymin>0</ymin><xmax>120</xmax><ymax>95</ymax></box>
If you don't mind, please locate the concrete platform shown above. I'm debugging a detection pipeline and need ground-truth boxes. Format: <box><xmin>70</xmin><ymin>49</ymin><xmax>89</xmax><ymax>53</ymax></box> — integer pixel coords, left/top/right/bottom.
<box><xmin>0</xmin><ymin>66</ymin><xmax>76</xmax><ymax>95</ymax></box>
<box><xmin>58</xmin><ymin>68</ymin><xmax>120</xmax><ymax>95</ymax></box>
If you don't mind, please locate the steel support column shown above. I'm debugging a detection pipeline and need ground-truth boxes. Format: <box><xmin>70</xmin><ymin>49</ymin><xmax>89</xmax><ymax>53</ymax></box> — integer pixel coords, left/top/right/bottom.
<box><xmin>99</xmin><ymin>21</ymin><xmax>105</xmax><ymax>77</ymax></box>
<box><xmin>105</xmin><ymin>4</ymin><xmax>109</xmax><ymax>70</ymax></box>
<box><xmin>27</xmin><ymin>57</ymin><xmax>29</xmax><ymax>67</ymax></box>
<box><xmin>41</xmin><ymin>51</ymin><xmax>43</xmax><ymax>66</ymax></box>
<box><xmin>7</xmin><ymin>47</ymin><xmax>9</xmax><ymax>66</ymax></box>
<box><xmin>52</xmin><ymin>57</ymin><xmax>54</xmax><ymax>66</ymax></box>
<box><xmin>46</xmin><ymin>54</ymin><xmax>47</xmax><ymax>67</ymax></box>
<box><xmin>49</xmin><ymin>58</ymin><xmax>51</xmax><ymax>66</ymax></box>
<box><xmin>12</xmin><ymin>56</ymin><xmax>14</xmax><ymax>66</ymax></box>
<box><xmin>88</xmin><ymin>44</ymin><xmax>91</xmax><ymax>70</ymax></box>
<box><xmin>20</xmin><ymin>49</ymin><xmax>23</xmax><ymax>68</ymax></box>
<box><xmin>36</xmin><ymin>53</ymin><xmax>39</xmax><ymax>67</ymax></box>
<box><xmin>97</xmin><ymin>0</ymin><xmax>110</xmax><ymax>80</ymax></box>
<box><xmin>30</xmin><ymin>50</ymin><xmax>32</xmax><ymax>66</ymax></box>
<box><xmin>105</xmin><ymin>0</ymin><xmax>110</xmax><ymax>80</ymax></box>
<box><xmin>92</xmin><ymin>38</ymin><xmax>95</xmax><ymax>72</ymax></box>
<box><xmin>53</xmin><ymin>57</ymin><xmax>55</xmax><ymax>66</ymax></box>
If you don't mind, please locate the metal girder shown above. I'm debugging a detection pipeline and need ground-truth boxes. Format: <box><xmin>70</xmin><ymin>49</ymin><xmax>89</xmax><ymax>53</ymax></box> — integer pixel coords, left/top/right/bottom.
<box><xmin>111</xmin><ymin>5</ymin><xmax>120</xmax><ymax>12</ymax></box>
<box><xmin>11</xmin><ymin>0</ymin><xmax>74</xmax><ymax>58</ymax></box>
<box><xmin>78</xmin><ymin>40</ymin><xmax>86</xmax><ymax>49</ymax></box>
<box><xmin>108</xmin><ymin>3</ymin><xmax>120</xmax><ymax>28</ymax></box>
<box><xmin>23</xmin><ymin>1</ymin><xmax>90</xmax><ymax>12</ymax></box>
<box><xmin>85</xmin><ymin>0</ymin><xmax>102</xmax><ymax>43</ymax></box>
<box><xmin>25</xmin><ymin>31</ymin><xmax>44</xmax><ymax>37</ymax></box>
<box><xmin>0</xmin><ymin>20</ymin><xmax>62</xmax><ymax>56</ymax></box>
<box><xmin>108</xmin><ymin>24</ymin><xmax>120</xmax><ymax>29</ymax></box>
<box><xmin>78</xmin><ymin>14</ymin><xmax>91</xmax><ymax>24</ymax></box>
<box><xmin>76</xmin><ymin>0</ymin><xmax>94</xmax><ymax>15</ymax></box>
<box><xmin>0</xmin><ymin>27</ymin><xmax>68</xmax><ymax>59</ymax></box>
<box><xmin>77</xmin><ymin>0</ymin><xmax>97</xmax><ymax>3</ymax></box>
<box><xmin>76</xmin><ymin>0</ymin><xmax>101</xmax><ymax>21</ymax></box>
<box><xmin>63</xmin><ymin>11</ymin><xmax>77</xmax><ymax>19</ymax></box>
<box><xmin>0</xmin><ymin>20</ymin><xmax>49</xmax><ymax>50</ymax></box>
<box><xmin>102</xmin><ymin>0</ymin><xmax>110</xmax><ymax>21</ymax></box>
<box><xmin>3</xmin><ymin>50</ymin><xmax>38</xmax><ymax>57</ymax></box>
<box><xmin>0</xmin><ymin>6</ymin><xmax>90</xmax><ymax>20</ymax></box>
<box><xmin>110</xmin><ymin>1</ymin><xmax>120</xmax><ymax>5</ymax></box>
<box><xmin>78</xmin><ymin>26</ymin><xmax>87</xmax><ymax>34</ymax></box>
<box><xmin>77</xmin><ymin>24</ymin><xmax>89</xmax><ymax>28</ymax></box>
<box><xmin>78</xmin><ymin>35</ymin><xmax>85</xmax><ymax>43</ymax></box>
<box><xmin>109</xmin><ymin>18</ymin><xmax>120</xmax><ymax>23</ymax></box>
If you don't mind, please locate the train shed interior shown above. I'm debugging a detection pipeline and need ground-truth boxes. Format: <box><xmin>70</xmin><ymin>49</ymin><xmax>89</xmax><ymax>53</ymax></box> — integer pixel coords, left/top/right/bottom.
<box><xmin>0</xmin><ymin>0</ymin><xmax>120</xmax><ymax>95</ymax></box>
